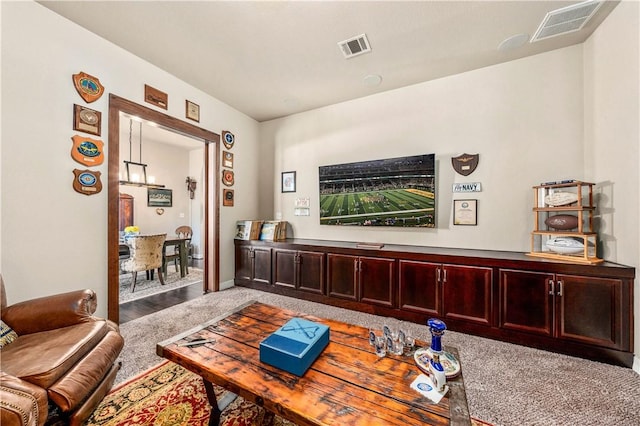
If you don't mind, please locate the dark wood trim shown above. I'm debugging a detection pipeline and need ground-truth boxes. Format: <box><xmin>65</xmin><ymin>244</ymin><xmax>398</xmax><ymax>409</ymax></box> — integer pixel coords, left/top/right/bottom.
<box><xmin>108</xmin><ymin>94</ymin><xmax>220</xmax><ymax>323</ymax></box>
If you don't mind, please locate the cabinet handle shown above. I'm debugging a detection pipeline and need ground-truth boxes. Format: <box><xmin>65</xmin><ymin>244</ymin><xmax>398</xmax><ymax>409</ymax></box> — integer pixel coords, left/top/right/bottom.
<box><xmin>557</xmin><ymin>280</ymin><xmax>563</xmax><ymax>297</ymax></box>
<box><xmin>436</xmin><ymin>268</ymin><xmax>441</xmax><ymax>282</ymax></box>
<box><xmin>549</xmin><ymin>279</ymin><xmax>555</xmax><ymax>295</ymax></box>
<box><xmin>443</xmin><ymin>269</ymin><xmax>448</xmax><ymax>283</ymax></box>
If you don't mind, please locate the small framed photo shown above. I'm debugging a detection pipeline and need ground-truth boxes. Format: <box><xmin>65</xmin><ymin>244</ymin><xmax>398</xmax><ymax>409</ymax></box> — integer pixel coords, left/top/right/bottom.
<box><xmin>185</xmin><ymin>100</ymin><xmax>200</xmax><ymax>122</ymax></box>
<box><xmin>148</xmin><ymin>188</ymin><xmax>172</xmax><ymax>207</ymax></box>
<box><xmin>73</xmin><ymin>104</ymin><xmax>101</xmax><ymax>136</ymax></box>
<box><xmin>453</xmin><ymin>199</ymin><xmax>477</xmax><ymax>226</ymax></box>
<box><xmin>281</xmin><ymin>171</ymin><xmax>296</xmax><ymax>193</ymax></box>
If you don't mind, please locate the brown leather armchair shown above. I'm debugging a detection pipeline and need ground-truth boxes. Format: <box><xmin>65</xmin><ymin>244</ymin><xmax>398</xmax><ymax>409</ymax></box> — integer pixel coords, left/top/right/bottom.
<box><xmin>0</xmin><ymin>276</ymin><xmax>124</xmax><ymax>426</ymax></box>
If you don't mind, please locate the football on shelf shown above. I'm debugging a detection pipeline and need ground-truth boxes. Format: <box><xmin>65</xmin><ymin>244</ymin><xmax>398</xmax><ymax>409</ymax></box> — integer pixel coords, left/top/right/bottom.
<box><xmin>545</xmin><ymin>214</ymin><xmax>579</xmax><ymax>230</ymax></box>
<box><xmin>546</xmin><ymin>237</ymin><xmax>584</xmax><ymax>255</ymax></box>
<box><xmin>544</xmin><ymin>191</ymin><xmax>579</xmax><ymax>207</ymax></box>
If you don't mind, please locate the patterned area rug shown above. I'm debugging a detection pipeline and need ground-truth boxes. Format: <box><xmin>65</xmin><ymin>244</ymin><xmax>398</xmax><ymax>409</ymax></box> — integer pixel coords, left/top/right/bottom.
<box><xmin>119</xmin><ymin>267</ymin><xmax>203</xmax><ymax>303</ymax></box>
<box><xmin>88</xmin><ymin>360</ymin><xmax>492</xmax><ymax>425</ymax></box>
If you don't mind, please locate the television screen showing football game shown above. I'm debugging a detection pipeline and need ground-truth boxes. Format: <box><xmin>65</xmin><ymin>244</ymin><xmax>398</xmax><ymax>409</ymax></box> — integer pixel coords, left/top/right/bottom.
<box><xmin>319</xmin><ymin>153</ymin><xmax>436</xmax><ymax>227</ymax></box>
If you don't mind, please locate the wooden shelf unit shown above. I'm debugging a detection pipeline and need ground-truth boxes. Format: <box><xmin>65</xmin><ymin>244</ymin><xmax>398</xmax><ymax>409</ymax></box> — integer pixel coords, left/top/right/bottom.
<box><xmin>529</xmin><ymin>181</ymin><xmax>602</xmax><ymax>264</ymax></box>
<box><xmin>234</xmin><ymin>238</ymin><xmax>635</xmax><ymax>367</ymax></box>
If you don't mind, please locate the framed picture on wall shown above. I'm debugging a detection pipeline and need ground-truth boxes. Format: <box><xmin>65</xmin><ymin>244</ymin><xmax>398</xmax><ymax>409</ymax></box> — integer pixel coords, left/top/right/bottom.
<box><xmin>185</xmin><ymin>100</ymin><xmax>200</xmax><ymax>122</ymax></box>
<box><xmin>453</xmin><ymin>199</ymin><xmax>477</xmax><ymax>225</ymax></box>
<box><xmin>282</xmin><ymin>171</ymin><xmax>296</xmax><ymax>193</ymax></box>
<box><xmin>148</xmin><ymin>188</ymin><xmax>172</xmax><ymax>207</ymax></box>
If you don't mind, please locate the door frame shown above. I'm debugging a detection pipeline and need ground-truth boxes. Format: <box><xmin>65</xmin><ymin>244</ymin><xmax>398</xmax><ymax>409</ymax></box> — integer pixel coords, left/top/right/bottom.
<box><xmin>107</xmin><ymin>94</ymin><xmax>220</xmax><ymax>323</ymax></box>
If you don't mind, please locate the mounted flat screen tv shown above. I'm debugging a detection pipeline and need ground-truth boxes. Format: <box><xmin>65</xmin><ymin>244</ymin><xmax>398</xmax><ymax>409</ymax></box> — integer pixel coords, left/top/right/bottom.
<box><xmin>319</xmin><ymin>153</ymin><xmax>436</xmax><ymax>227</ymax></box>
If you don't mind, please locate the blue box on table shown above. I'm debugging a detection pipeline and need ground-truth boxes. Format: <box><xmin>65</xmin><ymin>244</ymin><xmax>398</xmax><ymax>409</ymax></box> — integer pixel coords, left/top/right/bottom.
<box><xmin>259</xmin><ymin>318</ymin><xmax>330</xmax><ymax>376</ymax></box>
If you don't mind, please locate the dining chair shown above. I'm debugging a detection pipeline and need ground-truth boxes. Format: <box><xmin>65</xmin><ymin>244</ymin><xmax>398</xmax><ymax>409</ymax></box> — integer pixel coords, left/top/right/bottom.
<box><xmin>120</xmin><ymin>233</ymin><xmax>166</xmax><ymax>292</ymax></box>
<box><xmin>164</xmin><ymin>225</ymin><xmax>193</xmax><ymax>276</ymax></box>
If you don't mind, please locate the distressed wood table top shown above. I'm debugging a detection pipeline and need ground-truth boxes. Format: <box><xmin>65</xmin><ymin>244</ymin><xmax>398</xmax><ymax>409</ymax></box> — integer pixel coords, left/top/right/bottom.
<box><xmin>157</xmin><ymin>301</ymin><xmax>471</xmax><ymax>426</ymax></box>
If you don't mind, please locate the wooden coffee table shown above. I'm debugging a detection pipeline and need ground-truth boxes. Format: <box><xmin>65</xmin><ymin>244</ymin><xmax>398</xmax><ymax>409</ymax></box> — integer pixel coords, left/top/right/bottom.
<box><xmin>157</xmin><ymin>301</ymin><xmax>471</xmax><ymax>426</ymax></box>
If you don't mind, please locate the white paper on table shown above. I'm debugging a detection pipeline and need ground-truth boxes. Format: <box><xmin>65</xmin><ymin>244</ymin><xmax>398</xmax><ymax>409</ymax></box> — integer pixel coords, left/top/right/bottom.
<box><xmin>410</xmin><ymin>374</ymin><xmax>449</xmax><ymax>404</ymax></box>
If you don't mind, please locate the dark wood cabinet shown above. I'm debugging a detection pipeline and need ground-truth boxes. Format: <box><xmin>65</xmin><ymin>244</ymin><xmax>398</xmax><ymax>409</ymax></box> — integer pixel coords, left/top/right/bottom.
<box><xmin>500</xmin><ymin>269</ymin><xmax>554</xmax><ymax>337</ymax></box>
<box><xmin>118</xmin><ymin>193</ymin><xmax>134</xmax><ymax>231</ymax></box>
<box><xmin>359</xmin><ymin>256</ymin><xmax>396</xmax><ymax>308</ymax></box>
<box><xmin>327</xmin><ymin>254</ymin><xmax>358</xmax><ymax>300</ymax></box>
<box><xmin>499</xmin><ymin>270</ymin><xmax>629</xmax><ymax>351</ymax></box>
<box><xmin>327</xmin><ymin>254</ymin><xmax>395</xmax><ymax>307</ymax></box>
<box><xmin>442</xmin><ymin>265</ymin><xmax>493</xmax><ymax>326</ymax></box>
<box><xmin>273</xmin><ymin>248</ymin><xmax>325</xmax><ymax>294</ymax></box>
<box><xmin>399</xmin><ymin>261</ymin><xmax>492</xmax><ymax>326</ymax></box>
<box><xmin>234</xmin><ymin>239</ymin><xmax>635</xmax><ymax>367</ymax></box>
<box><xmin>399</xmin><ymin>260</ymin><xmax>440</xmax><ymax>316</ymax></box>
<box><xmin>556</xmin><ymin>274</ymin><xmax>628</xmax><ymax>350</ymax></box>
<box><xmin>234</xmin><ymin>244</ymin><xmax>271</xmax><ymax>288</ymax></box>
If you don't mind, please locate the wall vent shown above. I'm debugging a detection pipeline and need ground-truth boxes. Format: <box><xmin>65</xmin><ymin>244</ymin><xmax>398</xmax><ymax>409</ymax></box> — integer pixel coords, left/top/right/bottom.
<box><xmin>531</xmin><ymin>0</ymin><xmax>602</xmax><ymax>42</ymax></box>
<box><xmin>338</xmin><ymin>34</ymin><xmax>371</xmax><ymax>59</ymax></box>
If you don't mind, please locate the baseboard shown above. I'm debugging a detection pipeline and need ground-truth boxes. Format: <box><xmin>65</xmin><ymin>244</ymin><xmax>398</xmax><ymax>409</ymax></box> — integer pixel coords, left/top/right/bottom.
<box><xmin>220</xmin><ymin>279</ymin><xmax>234</xmax><ymax>290</ymax></box>
<box><xmin>633</xmin><ymin>355</ymin><xmax>640</xmax><ymax>375</ymax></box>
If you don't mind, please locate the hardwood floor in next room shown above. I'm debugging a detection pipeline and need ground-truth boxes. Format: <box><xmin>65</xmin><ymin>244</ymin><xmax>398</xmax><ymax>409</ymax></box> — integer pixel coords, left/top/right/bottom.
<box><xmin>119</xmin><ymin>282</ymin><xmax>204</xmax><ymax>323</ymax></box>
<box><xmin>119</xmin><ymin>258</ymin><xmax>205</xmax><ymax>323</ymax></box>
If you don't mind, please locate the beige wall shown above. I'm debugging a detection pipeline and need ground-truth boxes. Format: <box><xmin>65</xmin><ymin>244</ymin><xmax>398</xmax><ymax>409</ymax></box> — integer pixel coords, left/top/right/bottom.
<box><xmin>261</xmin><ymin>46</ymin><xmax>585</xmax><ymax>251</ymax></box>
<box><xmin>583</xmin><ymin>0</ymin><xmax>640</xmax><ymax>369</ymax></box>
<box><xmin>0</xmin><ymin>1</ymin><xmax>260</xmax><ymax>314</ymax></box>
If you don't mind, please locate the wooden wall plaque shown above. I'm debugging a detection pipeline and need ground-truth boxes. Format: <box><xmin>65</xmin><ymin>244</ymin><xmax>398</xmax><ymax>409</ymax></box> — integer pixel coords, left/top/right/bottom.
<box><xmin>144</xmin><ymin>84</ymin><xmax>168</xmax><ymax>109</ymax></box>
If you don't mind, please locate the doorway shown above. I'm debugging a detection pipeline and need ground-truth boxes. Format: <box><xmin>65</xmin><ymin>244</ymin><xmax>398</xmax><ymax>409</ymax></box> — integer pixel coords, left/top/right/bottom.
<box><xmin>107</xmin><ymin>94</ymin><xmax>220</xmax><ymax>323</ymax></box>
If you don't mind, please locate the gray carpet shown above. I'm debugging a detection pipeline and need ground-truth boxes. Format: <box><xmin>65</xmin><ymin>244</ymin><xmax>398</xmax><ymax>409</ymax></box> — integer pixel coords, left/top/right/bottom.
<box><xmin>116</xmin><ymin>287</ymin><xmax>640</xmax><ymax>426</ymax></box>
<box><xmin>119</xmin><ymin>267</ymin><xmax>203</xmax><ymax>303</ymax></box>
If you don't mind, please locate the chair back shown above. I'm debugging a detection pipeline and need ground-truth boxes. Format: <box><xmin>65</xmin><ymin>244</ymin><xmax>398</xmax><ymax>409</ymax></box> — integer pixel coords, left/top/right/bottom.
<box><xmin>120</xmin><ymin>233</ymin><xmax>166</xmax><ymax>273</ymax></box>
<box><xmin>1</xmin><ymin>275</ymin><xmax>6</xmax><ymax>313</ymax></box>
<box><xmin>175</xmin><ymin>226</ymin><xmax>193</xmax><ymax>240</ymax></box>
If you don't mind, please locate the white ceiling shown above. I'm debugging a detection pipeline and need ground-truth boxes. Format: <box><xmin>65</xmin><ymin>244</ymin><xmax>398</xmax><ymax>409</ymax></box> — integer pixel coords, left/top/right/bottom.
<box><xmin>40</xmin><ymin>1</ymin><xmax>618</xmax><ymax>122</ymax></box>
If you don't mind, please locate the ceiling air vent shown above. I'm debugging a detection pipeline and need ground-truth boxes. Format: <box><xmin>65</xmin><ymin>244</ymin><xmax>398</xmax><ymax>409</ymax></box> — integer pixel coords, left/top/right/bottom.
<box><xmin>531</xmin><ymin>0</ymin><xmax>602</xmax><ymax>42</ymax></box>
<box><xmin>338</xmin><ymin>34</ymin><xmax>371</xmax><ymax>59</ymax></box>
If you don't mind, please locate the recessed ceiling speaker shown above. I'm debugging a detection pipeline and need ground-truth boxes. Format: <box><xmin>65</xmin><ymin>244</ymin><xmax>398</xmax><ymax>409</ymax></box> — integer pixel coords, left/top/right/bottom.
<box><xmin>531</xmin><ymin>0</ymin><xmax>602</xmax><ymax>42</ymax></box>
<box><xmin>498</xmin><ymin>33</ymin><xmax>530</xmax><ymax>51</ymax></box>
<box><xmin>363</xmin><ymin>74</ymin><xmax>382</xmax><ymax>86</ymax></box>
<box><xmin>338</xmin><ymin>34</ymin><xmax>371</xmax><ymax>59</ymax></box>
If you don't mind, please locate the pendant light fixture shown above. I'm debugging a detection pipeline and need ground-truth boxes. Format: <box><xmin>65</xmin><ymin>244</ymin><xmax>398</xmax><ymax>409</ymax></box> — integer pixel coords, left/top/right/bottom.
<box><xmin>119</xmin><ymin>118</ymin><xmax>165</xmax><ymax>188</ymax></box>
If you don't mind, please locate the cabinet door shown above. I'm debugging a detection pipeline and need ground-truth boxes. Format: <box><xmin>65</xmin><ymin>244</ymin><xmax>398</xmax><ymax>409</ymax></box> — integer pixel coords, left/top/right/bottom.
<box><xmin>234</xmin><ymin>244</ymin><xmax>253</xmax><ymax>283</ymax></box>
<box><xmin>273</xmin><ymin>249</ymin><xmax>296</xmax><ymax>289</ymax></box>
<box><xmin>398</xmin><ymin>260</ymin><xmax>441</xmax><ymax>316</ymax></box>
<box><xmin>327</xmin><ymin>254</ymin><xmax>358</xmax><ymax>300</ymax></box>
<box><xmin>499</xmin><ymin>269</ymin><xmax>554</xmax><ymax>337</ymax></box>
<box><xmin>118</xmin><ymin>193</ymin><xmax>134</xmax><ymax>231</ymax></box>
<box><xmin>298</xmin><ymin>251</ymin><xmax>325</xmax><ymax>294</ymax></box>
<box><xmin>442</xmin><ymin>265</ymin><xmax>493</xmax><ymax>326</ymax></box>
<box><xmin>252</xmin><ymin>247</ymin><xmax>272</xmax><ymax>286</ymax></box>
<box><xmin>359</xmin><ymin>257</ymin><xmax>396</xmax><ymax>307</ymax></box>
<box><xmin>556</xmin><ymin>274</ymin><xmax>627</xmax><ymax>350</ymax></box>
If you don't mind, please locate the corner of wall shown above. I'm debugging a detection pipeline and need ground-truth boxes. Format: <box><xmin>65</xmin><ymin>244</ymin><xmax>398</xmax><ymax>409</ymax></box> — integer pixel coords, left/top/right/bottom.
<box><xmin>220</xmin><ymin>279</ymin><xmax>235</xmax><ymax>291</ymax></box>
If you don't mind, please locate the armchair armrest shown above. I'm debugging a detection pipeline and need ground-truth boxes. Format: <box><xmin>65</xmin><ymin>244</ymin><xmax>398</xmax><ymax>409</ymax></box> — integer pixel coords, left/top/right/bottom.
<box><xmin>2</xmin><ymin>289</ymin><xmax>98</xmax><ymax>335</ymax></box>
<box><xmin>0</xmin><ymin>371</ymin><xmax>47</xmax><ymax>426</ymax></box>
